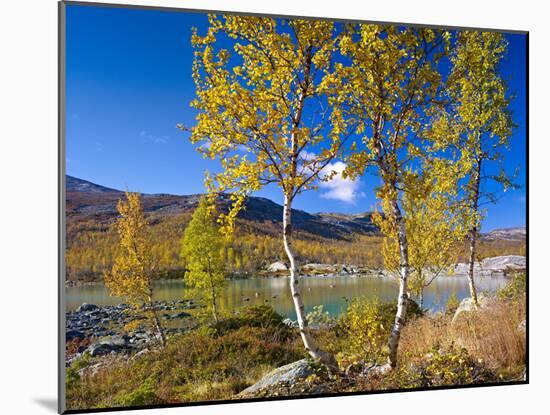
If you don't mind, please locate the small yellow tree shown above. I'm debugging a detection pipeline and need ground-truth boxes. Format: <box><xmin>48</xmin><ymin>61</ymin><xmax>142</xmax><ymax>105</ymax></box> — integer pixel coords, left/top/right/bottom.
<box><xmin>104</xmin><ymin>192</ymin><xmax>166</xmax><ymax>347</ymax></box>
<box><xmin>181</xmin><ymin>197</ymin><xmax>225</xmax><ymax>323</ymax></box>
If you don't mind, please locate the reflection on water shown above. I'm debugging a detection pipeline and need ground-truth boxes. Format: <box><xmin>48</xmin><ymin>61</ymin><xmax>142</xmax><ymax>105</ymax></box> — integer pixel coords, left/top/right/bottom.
<box><xmin>66</xmin><ymin>274</ymin><xmax>509</xmax><ymax>319</ymax></box>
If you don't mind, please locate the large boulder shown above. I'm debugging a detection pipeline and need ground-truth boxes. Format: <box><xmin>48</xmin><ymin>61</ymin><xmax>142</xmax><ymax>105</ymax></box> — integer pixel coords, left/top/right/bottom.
<box><xmin>239</xmin><ymin>359</ymin><xmax>314</xmax><ymax>396</ymax></box>
<box><xmin>87</xmin><ymin>335</ymin><xmax>131</xmax><ymax>356</ymax></box>
<box><xmin>267</xmin><ymin>261</ymin><xmax>288</xmax><ymax>272</ymax></box>
<box><xmin>87</xmin><ymin>343</ymin><xmax>115</xmax><ymax>357</ymax></box>
<box><xmin>452</xmin><ymin>294</ymin><xmax>493</xmax><ymax>323</ymax></box>
<box><xmin>76</xmin><ymin>303</ymin><xmax>99</xmax><ymax>313</ymax></box>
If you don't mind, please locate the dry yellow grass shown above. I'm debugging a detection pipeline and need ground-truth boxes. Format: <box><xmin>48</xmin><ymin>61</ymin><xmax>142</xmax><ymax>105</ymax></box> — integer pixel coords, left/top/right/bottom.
<box><xmin>399</xmin><ymin>296</ymin><xmax>526</xmax><ymax>377</ymax></box>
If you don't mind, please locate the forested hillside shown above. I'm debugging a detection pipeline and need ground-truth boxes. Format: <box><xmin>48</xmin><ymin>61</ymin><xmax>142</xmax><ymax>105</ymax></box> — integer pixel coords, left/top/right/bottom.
<box><xmin>65</xmin><ymin>176</ymin><xmax>525</xmax><ymax>282</ymax></box>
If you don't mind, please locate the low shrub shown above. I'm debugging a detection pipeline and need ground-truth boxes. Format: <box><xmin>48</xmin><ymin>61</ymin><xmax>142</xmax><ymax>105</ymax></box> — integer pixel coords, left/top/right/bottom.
<box><xmin>375</xmin><ymin>346</ymin><xmax>497</xmax><ymax>390</ymax></box>
<box><xmin>498</xmin><ymin>272</ymin><xmax>527</xmax><ymax>300</ymax></box>
<box><xmin>306</xmin><ymin>305</ymin><xmax>333</xmax><ymax>326</ymax></box>
<box><xmin>377</xmin><ymin>298</ymin><xmax>423</xmax><ymax>323</ymax></box>
<box><xmin>66</xmin><ymin>337</ymin><xmax>91</xmax><ymax>357</ymax></box>
<box><xmin>337</xmin><ymin>298</ymin><xmax>389</xmax><ymax>363</ymax></box>
<box><xmin>66</xmin><ymin>367</ymin><xmax>80</xmax><ymax>389</ymax></box>
<box><xmin>211</xmin><ymin>305</ymin><xmax>292</xmax><ymax>341</ymax></box>
<box><xmin>116</xmin><ymin>377</ymin><xmax>161</xmax><ymax>407</ymax></box>
<box><xmin>334</xmin><ymin>298</ymin><xmax>422</xmax><ymax>365</ymax></box>
<box><xmin>445</xmin><ymin>292</ymin><xmax>460</xmax><ymax>316</ymax></box>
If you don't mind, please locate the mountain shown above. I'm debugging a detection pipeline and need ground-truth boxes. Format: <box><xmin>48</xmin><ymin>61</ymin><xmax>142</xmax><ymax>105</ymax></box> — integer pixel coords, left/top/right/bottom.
<box><xmin>66</xmin><ymin>175</ymin><xmax>121</xmax><ymax>193</ymax></box>
<box><xmin>66</xmin><ymin>175</ymin><xmax>379</xmax><ymax>239</ymax></box>
<box><xmin>481</xmin><ymin>227</ymin><xmax>526</xmax><ymax>241</ymax></box>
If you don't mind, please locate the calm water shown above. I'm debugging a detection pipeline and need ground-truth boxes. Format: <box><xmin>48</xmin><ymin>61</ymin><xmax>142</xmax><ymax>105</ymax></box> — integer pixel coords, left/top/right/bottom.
<box><xmin>66</xmin><ymin>274</ymin><xmax>508</xmax><ymax>319</ymax></box>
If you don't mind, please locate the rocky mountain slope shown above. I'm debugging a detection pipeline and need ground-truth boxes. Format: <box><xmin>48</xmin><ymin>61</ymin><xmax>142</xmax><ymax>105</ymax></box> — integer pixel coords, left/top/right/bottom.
<box><xmin>66</xmin><ymin>175</ymin><xmax>379</xmax><ymax>240</ymax></box>
<box><xmin>66</xmin><ymin>175</ymin><xmax>528</xmax><ymax>241</ymax></box>
<box><xmin>481</xmin><ymin>227</ymin><xmax>527</xmax><ymax>241</ymax></box>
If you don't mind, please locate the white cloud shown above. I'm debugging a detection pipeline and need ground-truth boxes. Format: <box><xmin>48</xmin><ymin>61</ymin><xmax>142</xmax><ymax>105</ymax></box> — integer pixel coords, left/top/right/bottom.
<box><xmin>319</xmin><ymin>161</ymin><xmax>364</xmax><ymax>204</ymax></box>
<box><xmin>300</xmin><ymin>150</ymin><xmax>317</xmax><ymax>161</ymax></box>
<box><xmin>198</xmin><ymin>141</ymin><xmax>212</xmax><ymax>151</ymax></box>
<box><xmin>139</xmin><ymin>130</ymin><xmax>169</xmax><ymax>144</ymax></box>
<box><xmin>235</xmin><ymin>144</ymin><xmax>249</xmax><ymax>153</ymax></box>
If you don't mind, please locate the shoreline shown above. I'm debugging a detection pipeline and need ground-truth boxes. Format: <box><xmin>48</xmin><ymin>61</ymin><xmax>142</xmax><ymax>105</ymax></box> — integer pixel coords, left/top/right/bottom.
<box><xmin>65</xmin><ymin>255</ymin><xmax>526</xmax><ymax>287</ymax></box>
<box><xmin>65</xmin><ymin>269</ymin><xmax>522</xmax><ymax>288</ymax></box>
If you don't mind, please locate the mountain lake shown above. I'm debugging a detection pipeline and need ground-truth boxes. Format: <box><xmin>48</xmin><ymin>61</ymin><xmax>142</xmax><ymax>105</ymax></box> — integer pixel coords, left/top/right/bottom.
<box><xmin>66</xmin><ymin>273</ymin><xmax>509</xmax><ymax>320</ymax></box>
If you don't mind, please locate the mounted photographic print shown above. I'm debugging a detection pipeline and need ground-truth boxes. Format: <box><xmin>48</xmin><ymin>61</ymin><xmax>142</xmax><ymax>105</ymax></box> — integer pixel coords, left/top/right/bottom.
<box><xmin>59</xmin><ymin>1</ymin><xmax>528</xmax><ymax>413</ymax></box>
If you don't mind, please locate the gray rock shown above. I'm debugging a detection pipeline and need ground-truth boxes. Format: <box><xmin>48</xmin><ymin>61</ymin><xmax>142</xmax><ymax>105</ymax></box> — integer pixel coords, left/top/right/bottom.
<box><xmin>87</xmin><ymin>335</ymin><xmax>130</xmax><ymax>356</ymax></box>
<box><xmin>452</xmin><ymin>294</ymin><xmax>493</xmax><ymax>323</ymax></box>
<box><xmin>171</xmin><ymin>312</ymin><xmax>191</xmax><ymax>319</ymax></box>
<box><xmin>454</xmin><ymin>255</ymin><xmax>526</xmax><ymax>275</ymax></box>
<box><xmin>239</xmin><ymin>359</ymin><xmax>314</xmax><ymax>396</ymax></box>
<box><xmin>302</xmin><ymin>263</ymin><xmax>330</xmax><ymax>270</ymax></box>
<box><xmin>267</xmin><ymin>261</ymin><xmax>288</xmax><ymax>272</ymax></box>
<box><xmin>88</xmin><ymin>343</ymin><xmax>115</xmax><ymax>357</ymax></box>
<box><xmin>163</xmin><ymin>311</ymin><xmax>191</xmax><ymax>320</ymax></box>
<box><xmin>99</xmin><ymin>335</ymin><xmax>128</xmax><ymax>347</ymax></box>
<box><xmin>481</xmin><ymin>255</ymin><xmax>526</xmax><ymax>271</ymax></box>
<box><xmin>66</xmin><ymin>330</ymin><xmax>85</xmax><ymax>342</ymax></box>
<box><xmin>282</xmin><ymin>318</ymin><xmax>299</xmax><ymax>328</ymax></box>
<box><xmin>301</xmin><ymin>263</ymin><xmax>338</xmax><ymax>274</ymax></box>
<box><xmin>76</xmin><ymin>303</ymin><xmax>99</xmax><ymax>313</ymax></box>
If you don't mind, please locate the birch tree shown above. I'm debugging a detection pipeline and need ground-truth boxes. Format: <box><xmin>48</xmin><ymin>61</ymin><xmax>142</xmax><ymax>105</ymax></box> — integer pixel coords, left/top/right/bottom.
<box><xmin>375</xmin><ymin>163</ymin><xmax>465</xmax><ymax>310</ymax></box>
<box><xmin>104</xmin><ymin>192</ymin><xmax>166</xmax><ymax>347</ymax></box>
<box><xmin>182</xmin><ymin>197</ymin><xmax>225</xmax><ymax>323</ymax></box>
<box><xmin>321</xmin><ymin>25</ymin><xmax>451</xmax><ymax>368</ymax></box>
<box><xmin>446</xmin><ymin>32</ymin><xmax>514</xmax><ymax>306</ymax></box>
<box><xmin>183</xmin><ymin>15</ymin><xmax>352</xmax><ymax>369</ymax></box>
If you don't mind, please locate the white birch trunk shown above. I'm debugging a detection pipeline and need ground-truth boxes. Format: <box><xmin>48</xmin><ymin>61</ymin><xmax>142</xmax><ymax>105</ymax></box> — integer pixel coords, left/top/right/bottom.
<box><xmin>283</xmin><ymin>193</ymin><xmax>337</xmax><ymax>370</ymax></box>
<box><xmin>147</xmin><ymin>293</ymin><xmax>166</xmax><ymax>348</ymax></box>
<box><xmin>210</xmin><ymin>280</ymin><xmax>219</xmax><ymax>323</ymax></box>
<box><xmin>467</xmin><ymin>160</ymin><xmax>481</xmax><ymax>307</ymax></box>
<box><xmin>467</xmin><ymin>229</ymin><xmax>479</xmax><ymax>307</ymax></box>
<box><xmin>387</xmin><ymin>198</ymin><xmax>410</xmax><ymax>368</ymax></box>
<box><xmin>152</xmin><ymin>309</ymin><xmax>167</xmax><ymax>348</ymax></box>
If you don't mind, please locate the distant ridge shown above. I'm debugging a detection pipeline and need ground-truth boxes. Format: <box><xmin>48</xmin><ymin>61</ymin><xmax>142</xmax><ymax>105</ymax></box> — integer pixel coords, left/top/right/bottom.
<box><xmin>481</xmin><ymin>227</ymin><xmax>526</xmax><ymax>241</ymax></box>
<box><xmin>65</xmin><ymin>176</ymin><xmax>526</xmax><ymax>241</ymax></box>
<box><xmin>65</xmin><ymin>175</ymin><xmax>379</xmax><ymax>239</ymax></box>
<box><xmin>66</xmin><ymin>175</ymin><xmax>121</xmax><ymax>194</ymax></box>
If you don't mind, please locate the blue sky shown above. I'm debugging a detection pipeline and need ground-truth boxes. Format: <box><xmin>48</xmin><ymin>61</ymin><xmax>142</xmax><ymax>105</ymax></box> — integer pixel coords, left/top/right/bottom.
<box><xmin>65</xmin><ymin>4</ymin><xmax>527</xmax><ymax>231</ymax></box>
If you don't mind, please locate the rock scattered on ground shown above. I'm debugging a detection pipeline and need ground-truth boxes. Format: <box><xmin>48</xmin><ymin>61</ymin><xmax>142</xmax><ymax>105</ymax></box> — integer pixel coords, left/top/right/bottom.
<box><xmin>266</xmin><ymin>261</ymin><xmax>288</xmax><ymax>272</ymax></box>
<box><xmin>454</xmin><ymin>255</ymin><xmax>526</xmax><ymax>276</ymax></box>
<box><xmin>66</xmin><ymin>300</ymin><xmax>198</xmax><ymax>364</ymax></box>
<box><xmin>452</xmin><ymin>294</ymin><xmax>494</xmax><ymax>323</ymax></box>
<box><xmin>238</xmin><ymin>359</ymin><xmax>315</xmax><ymax>397</ymax></box>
